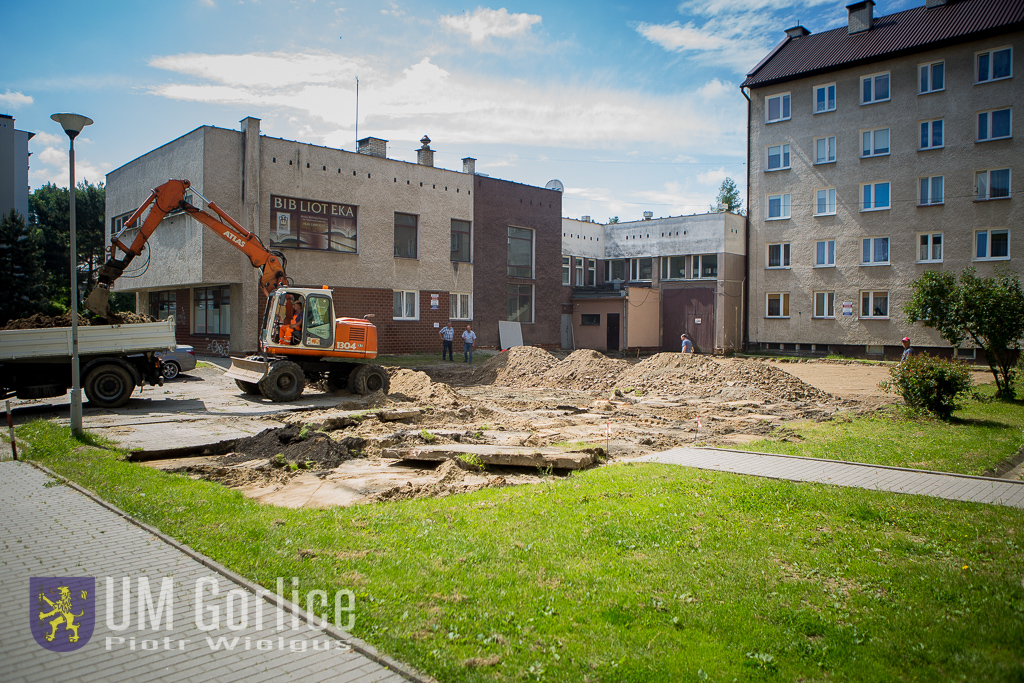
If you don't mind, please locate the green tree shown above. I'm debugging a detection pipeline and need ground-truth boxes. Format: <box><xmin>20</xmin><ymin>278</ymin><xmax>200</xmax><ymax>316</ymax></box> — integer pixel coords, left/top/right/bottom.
<box><xmin>710</xmin><ymin>177</ymin><xmax>743</xmax><ymax>214</ymax></box>
<box><xmin>607</xmin><ymin>216</ymin><xmax>619</xmax><ymax>224</ymax></box>
<box><xmin>0</xmin><ymin>209</ymin><xmax>49</xmax><ymax>323</ymax></box>
<box><xmin>904</xmin><ymin>267</ymin><xmax>1024</xmax><ymax>398</ymax></box>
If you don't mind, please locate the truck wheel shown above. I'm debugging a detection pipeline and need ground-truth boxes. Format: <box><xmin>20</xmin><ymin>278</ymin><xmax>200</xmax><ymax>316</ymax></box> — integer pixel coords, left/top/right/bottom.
<box><xmin>259</xmin><ymin>361</ymin><xmax>305</xmax><ymax>402</ymax></box>
<box><xmin>84</xmin><ymin>364</ymin><xmax>136</xmax><ymax>409</ymax></box>
<box><xmin>162</xmin><ymin>361</ymin><xmax>180</xmax><ymax>380</ymax></box>
<box><xmin>348</xmin><ymin>364</ymin><xmax>390</xmax><ymax>396</ymax></box>
<box><xmin>235</xmin><ymin>379</ymin><xmax>262</xmax><ymax>395</ymax></box>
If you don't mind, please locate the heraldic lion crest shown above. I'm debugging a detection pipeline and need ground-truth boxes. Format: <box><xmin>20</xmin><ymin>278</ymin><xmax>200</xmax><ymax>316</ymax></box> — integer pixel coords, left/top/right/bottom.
<box><xmin>38</xmin><ymin>585</ymin><xmax>86</xmax><ymax>642</ymax></box>
<box><xmin>30</xmin><ymin>577</ymin><xmax>95</xmax><ymax>652</ymax></box>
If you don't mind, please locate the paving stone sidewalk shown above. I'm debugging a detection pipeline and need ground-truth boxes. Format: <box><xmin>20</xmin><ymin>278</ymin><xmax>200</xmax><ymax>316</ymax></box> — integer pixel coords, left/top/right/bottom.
<box><xmin>634</xmin><ymin>447</ymin><xmax>1024</xmax><ymax>508</ymax></box>
<box><xmin>0</xmin><ymin>461</ymin><xmax>421</xmax><ymax>683</ymax></box>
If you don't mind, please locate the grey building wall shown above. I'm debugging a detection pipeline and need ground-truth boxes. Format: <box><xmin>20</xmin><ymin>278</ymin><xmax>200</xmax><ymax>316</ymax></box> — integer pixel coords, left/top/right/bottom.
<box><xmin>0</xmin><ymin>115</ymin><xmax>33</xmax><ymax>219</ymax></box>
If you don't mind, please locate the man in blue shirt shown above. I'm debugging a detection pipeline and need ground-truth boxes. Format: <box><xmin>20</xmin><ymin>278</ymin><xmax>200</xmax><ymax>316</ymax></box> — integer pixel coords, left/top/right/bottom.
<box><xmin>462</xmin><ymin>324</ymin><xmax>477</xmax><ymax>362</ymax></box>
<box><xmin>680</xmin><ymin>333</ymin><xmax>693</xmax><ymax>354</ymax></box>
<box><xmin>439</xmin><ymin>322</ymin><xmax>454</xmax><ymax>361</ymax></box>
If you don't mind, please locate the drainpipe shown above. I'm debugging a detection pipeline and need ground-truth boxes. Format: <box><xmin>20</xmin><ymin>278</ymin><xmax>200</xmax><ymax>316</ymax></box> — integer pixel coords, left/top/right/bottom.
<box><xmin>740</xmin><ymin>86</ymin><xmax>752</xmax><ymax>352</ymax></box>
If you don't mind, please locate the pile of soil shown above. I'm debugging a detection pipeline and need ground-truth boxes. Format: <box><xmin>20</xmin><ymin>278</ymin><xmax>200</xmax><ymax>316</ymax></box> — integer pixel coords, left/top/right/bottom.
<box><xmin>223</xmin><ymin>425</ymin><xmax>361</xmax><ymax>469</ymax></box>
<box><xmin>2</xmin><ymin>310</ymin><xmax>156</xmax><ymax>330</ymax></box>
<box><xmin>388</xmin><ymin>369</ymin><xmax>463</xmax><ymax>407</ymax></box>
<box><xmin>473</xmin><ymin>346</ymin><xmax>559</xmax><ymax>387</ymax></box>
<box><xmin>107</xmin><ymin>311</ymin><xmax>157</xmax><ymax>325</ymax></box>
<box><xmin>539</xmin><ymin>349</ymin><xmax>629</xmax><ymax>391</ymax></box>
<box><xmin>366</xmin><ymin>459</ymin><xmax>506</xmax><ymax>503</ymax></box>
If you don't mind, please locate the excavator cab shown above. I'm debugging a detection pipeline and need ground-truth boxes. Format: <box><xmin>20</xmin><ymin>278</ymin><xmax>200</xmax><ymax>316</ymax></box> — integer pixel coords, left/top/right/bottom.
<box><xmin>262</xmin><ymin>288</ymin><xmax>335</xmax><ymax>352</ymax></box>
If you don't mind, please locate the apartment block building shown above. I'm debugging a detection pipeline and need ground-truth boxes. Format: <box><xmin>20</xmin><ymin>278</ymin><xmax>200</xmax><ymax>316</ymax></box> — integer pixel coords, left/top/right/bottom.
<box><xmin>743</xmin><ymin>0</ymin><xmax>1023</xmax><ymax>360</ymax></box>
<box><xmin>0</xmin><ymin>115</ymin><xmax>34</xmax><ymax>220</ymax></box>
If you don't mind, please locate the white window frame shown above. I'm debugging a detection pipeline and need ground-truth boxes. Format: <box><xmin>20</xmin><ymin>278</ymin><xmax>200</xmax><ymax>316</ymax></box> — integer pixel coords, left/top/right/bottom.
<box><xmin>920</xmin><ymin>119</ymin><xmax>944</xmax><ymax>150</ymax></box>
<box><xmin>977</xmin><ymin>108</ymin><xmax>1012</xmax><ymax>142</ymax></box>
<box><xmin>765</xmin><ymin>293</ymin><xmax>790</xmax><ymax>319</ymax></box>
<box><xmin>814</xmin><ymin>188</ymin><xmax>837</xmax><ymax>216</ymax></box>
<box><xmin>860</xmin><ymin>291</ymin><xmax>889</xmax><ymax>319</ymax></box>
<box><xmin>587</xmin><ymin>259</ymin><xmax>596</xmax><ymax>287</ymax></box>
<box><xmin>561</xmin><ymin>256</ymin><xmax>570</xmax><ymax>285</ymax></box>
<box><xmin>661</xmin><ymin>255</ymin><xmax>686</xmax><ymax>281</ymax></box>
<box><xmin>766</xmin><ymin>193</ymin><xmax>791</xmax><ymax>220</ymax></box>
<box><xmin>629</xmin><ymin>257</ymin><xmax>653</xmax><ymax>281</ymax></box>
<box><xmin>814</xmin><ymin>240</ymin><xmax>836</xmax><ymax>268</ymax></box>
<box><xmin>450</xmin><ymin>292</ymin><xmax>472</xmax><ymax>320</ymax></box>
<box><xmin>766</xmin><ymin>243</ymin><xmax>791</xmax><ymax>269</ymax></box>
<box><xmin>691</xmin><ymin>254</ymin><xmax>718</xmax><ymax>280</ymax></box>
<box><xmin>814</xmin><ymin>83</ymin><xmax>836</xmax><ymax>113</ymax></box>
<box><xmin>861</xmin><ymin>72</ymin><xmax>890</xmax><ymax>104</ymax></box>
<box><xmin>813</xmin><ymin>292</ymin><xmax>835</xmax><ymax>318</ymax></box>
<box><xmin>814</xmin><ymin>135</ymin><xmax>836</xmax><ymax>164</ymax></box>
<box><xmin>765</xmin><ymin>92</ymin><xmax>791</xmax><ymax>123</ymax></box>
<box><xmin>919</xmin><ymin>60</ymin><xmax>945</xmax><ymax>94</ymax></box>
<box><xmin>861</xmin><ymin>128</ymin><xmax>890</xmax><ymax>157</ymax></box>
<box><xmin>976</xmin><ymin>169</ymin><xmax>1011</xmax><ymax>200</ymax></box>
<box><xmin>976</xmin><ymin>46</ymin><xmax>1013</xmax><ymax>84</ymax></box>
<box><xmin>766</xmin><ymin>143</ymin><xmax>791</xmax><ymax>171</ymax></box>
<box><xmin>392</xmin><ymin>290</ymin><xmax>419</xmax><ymax>321</ymax></box>
<box><xmin>574</xmin><ymin>257</ymin><xmax>584</xmax><ymax>286</ymax></box>
<box><xmin>975</xmin><ymin>229</ymin><xmax>1010</xmax><ymax>261</ymax></box>
<box><xmin>861</xmin><ymin>236</ymin><xmax>890</xmax><ymax>266</ymax></box>
<box><xmin>917</xmin><ymin>232</ymin><xmax>943</xmax><ymax>263</ymax></box>
<box><xmin>861</xmin><ymin>182</ymin><xmax>891</xmax><ymax>211</ymax></box>
<box><xmin>919</xmin><ymin>175</ymin><xmax>944</xmax><ymax>206</ymax></box>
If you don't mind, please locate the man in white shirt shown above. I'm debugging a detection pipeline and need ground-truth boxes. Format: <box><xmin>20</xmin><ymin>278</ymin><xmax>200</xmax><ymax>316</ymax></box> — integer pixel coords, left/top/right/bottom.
<box><xmin>439</xmin><ymin>322</ymin><xmax>454</xmax><ymax>361</ymax></box>
<box><xmin>462</xmin><ymin>324</ymin><xmax>477</xmax><ymax>363</ymax></box>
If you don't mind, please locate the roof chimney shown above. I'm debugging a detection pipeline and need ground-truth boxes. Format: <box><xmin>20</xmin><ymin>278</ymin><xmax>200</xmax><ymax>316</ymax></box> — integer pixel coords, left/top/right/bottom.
<box><xmin>925</xmin><ymin>0</ymin><xmax>947</xmax><ymax>7</ymax></box>
<box><xmin>784</xmin><ymin>25</ymin><xmax>810</xmax><ymax>39</ymax></box>
<box><xmin>643</xmin><ymin>211</ymin><xmax>653</xmax><ymax>220</ymax></box>
<box><xmin>417</xmin><ymin>135</ymin><xmax>434</xmax><ymax>167</ymax></box>
<box><xmin>581</xmin><ymin>216</ymin><xmax>591</xmax><ymax>223</ymax></box>
<box><xmin>357</xmin><ymin>137</ymin><xmax>388</xmax><ymax>158</ymax></box>
<box><xmin>847</xmin><ymin>0</ymin><xmax>874</xmax><ymax>34</ymax></box>
<box><xmin>462</xmin><ymin>157</ymin><xmax>476</xmax><ymax>174</ymax></box>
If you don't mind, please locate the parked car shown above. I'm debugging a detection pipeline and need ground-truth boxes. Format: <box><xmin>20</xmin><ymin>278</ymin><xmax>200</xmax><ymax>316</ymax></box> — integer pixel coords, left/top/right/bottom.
<box><xmin>157</xmin><ymin>345</ymin><xmax>196</xmax><ymax>380</ymax></box>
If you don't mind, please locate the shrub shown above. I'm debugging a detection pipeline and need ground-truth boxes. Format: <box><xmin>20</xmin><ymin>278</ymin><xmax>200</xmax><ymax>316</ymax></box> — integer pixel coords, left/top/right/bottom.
<box><xmin>880</xmin><ymin>353</ymin><xmax>973</xmax><ymax>419</ymax></box>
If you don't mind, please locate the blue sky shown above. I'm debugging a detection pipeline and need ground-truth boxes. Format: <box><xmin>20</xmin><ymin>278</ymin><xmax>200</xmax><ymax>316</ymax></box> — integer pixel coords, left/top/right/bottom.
<box><xmin>4</xmin><ymin>0</ymin><xmax>914</xmax><ymax>221</ymax></box>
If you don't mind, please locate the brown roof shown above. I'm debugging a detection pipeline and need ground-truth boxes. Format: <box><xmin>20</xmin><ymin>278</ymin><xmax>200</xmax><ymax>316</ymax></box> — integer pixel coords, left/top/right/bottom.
<box><xmin>742</xmin><ymin>0</ymin><xmax>1024</xmax><ymax>89</ymax></box>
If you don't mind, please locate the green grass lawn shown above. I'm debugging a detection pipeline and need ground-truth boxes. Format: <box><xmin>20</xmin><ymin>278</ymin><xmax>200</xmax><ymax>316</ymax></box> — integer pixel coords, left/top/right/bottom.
<box><xmin>734</xmin><ymin>386</ymin><xmax>1024</xmax><ymax>476</ymax></box>
<box><xmin>20</xmin><ymin>421</ymin><xmax>1024</xmax><ymax>682</ymax></box>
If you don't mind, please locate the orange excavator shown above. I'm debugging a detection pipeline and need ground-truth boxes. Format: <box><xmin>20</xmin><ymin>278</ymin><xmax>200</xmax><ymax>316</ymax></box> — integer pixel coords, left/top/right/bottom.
<box><xmin>86</xmin><ymin>179</ymin><xmax>389</xmax><ymax>402</ymax></box>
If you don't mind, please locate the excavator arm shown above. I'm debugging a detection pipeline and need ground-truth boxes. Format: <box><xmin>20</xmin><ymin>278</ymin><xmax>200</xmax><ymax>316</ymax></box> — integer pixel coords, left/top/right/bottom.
<box><xmin>86</xmin><ymin>179</ymin><xmax>287</xmax><ymax>318</ymax></box>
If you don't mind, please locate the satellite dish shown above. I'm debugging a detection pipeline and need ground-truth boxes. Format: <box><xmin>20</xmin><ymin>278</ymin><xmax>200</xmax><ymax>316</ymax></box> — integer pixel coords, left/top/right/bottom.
<box><xmin>545</xmin><ymin>179</ymin><xmax>564</xmax><ymax>192</ymax></box>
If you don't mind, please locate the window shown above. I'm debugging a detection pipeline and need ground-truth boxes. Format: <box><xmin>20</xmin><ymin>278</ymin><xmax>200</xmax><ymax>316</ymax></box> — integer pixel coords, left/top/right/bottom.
<box><xmin>977</xmin><ymin>47</ymin><xmax>1012</xmax><ymax>83</ymax></box>
<box><xmin>581</xmin><ymin>314</ymin><xmax>600</xmax><ymax>326</ymax></box>
<box><xmin>507</xmin><ymin>227</ymin><xmax>534</xmax><ymax>277</ymax></box>
<box><xmin>766</xmin><ymin>93</ymin><xmax>791</xmax><ymax>122</ymax></box>
<box><xmin>393</xmin><ymin>290</ymin><xmax>418</xmax><ymax>320</ymax></box>
<box><xmin>815</xmin><ymin>240</ymin><xmax>835</xmax><ymax>267</ymax></box>
<box><xmin>815</xmin><ymin>188</ymin><xmax>837</xmax><ymax>216</ymax></box>
<box><xmin>956</xmin><ymin>347</ymin><xmax>976</xmax><ymax>360</ymax></box>
<box><xmin>919</xmin><ymin>176</ymin><xmax>944</xmax><ymax>205</ymax></box>
<box><xmin>272</xmin><ymin>195</ymin><xmax>357</xmax><ymax>252</ymax></box>
<box><xmin>766</xmin><ymin>293</ymin><xmax>790</xmax><ymax>318</ymax></box>
<box><xmin>976</xmin><ymin>169</ymin><xmax>1011</xmax><ymax>200</ymax></box>
<box><xmin>978</xmin><ymin>108</ymin><xmax>1012</xmax><ymax>141</ymax></box>
<box><xmin>767</xmin><ymin>243</ymin><xmax>791</xmax><ymax>268</ymax></box>
<box><xmin>919</xmin><ymin>61</ymin><xmax>945</xmax><ymax>93</ymax></box>
<box><xmin>975</xmin><ymin>229</ymin><xmax>1010</xmax><ymax>260</ymax></box>
<box><xmin>861</xmin><ymin>182</ymin><xmax>891</xmax><ymax>211</ymax></box>
<box><xmin>394</xmin><ymin>213</ymin><xmax>417</xmax><ymax>259</ymax></box>
<box><xmin>110</xmin><ymin>211</ymin><xmax>140</xmax><ymax>241</ymax></box>
<box><xmin>562</xmin><ymin>256</ymin><xmax>570</xmax><ymax>285</ymax></box>
<box><xmin>862</xmin><ymin>128</ymin><xmax>890</xmax><ymax>156</ymax></box>
<box><xmin>920</xmin><ymin>119</ymin><xmax>944</xmax><ymax>149</ymax></box>
<box><xmin>305</xmin><ymin>294</ymin><xmax>333</xmax><ymax>346</ymax></box>
<box><xmin>861</xmin><ymin>72</ymin><xmax>890</xmax><ymax>104</ymax></box>
<box><xmin>450</xmin><ymin>219</ymin><xmax>471</xmax><ymax>262</ymax></box>
<box><xmin>862</xmin><ymin>237</ymin><xmax>890</xmax><ymax>265</ymax></box>
<box><xmin>194</xmin><ymin>286</ymin><xmax>230</xmax><ymax>335</ymax></box>
<box><xmin>507</xmin><ymin>284</ymin><xmax>533</xmax><ymax>323</ymax></box>
<box><xmin>814</xmin><ymin>83</ymin><xmax>836</xmax><ymax>113</ymax></box>
<box><xmin>661</xmin><ymin>256</ymin><xmax>686</xmax><ymax>280</ymax></box>
<box><xmin>692</xmin><ymin>254</ymin><xmax>718</xmax><ymax>279</ymax></box>
<box><xmin>814</xmin><ymin>136</ymin><xmax>836</xmax><ymax>164</ymax></box>
<box><xmin>918</xmin><ymin>233</ymin><xmax>943</xmax><ymax>262</ymax></box>
<box><xmin>587</xmin><ymin>259</ymin><xmax>596</xmax><ymax>287</ymax></box>
<box><xmin>813</xmin><ymin>292</ymin><xmax>835</xmax><ymax>318</ymax></box>
<box><xmin>860</xmin><ymin>291</ymin><xmax>889</xmax><ymax>318</ymax></box>
<box><xmin>574</xmin><ymin>257</ymin><xmax>584</xmax><ymax>286</ymax></box>
<box><xmin>766</xmin><ymin>143</ymin><xmax>790</xmax><ymax>171</ymax></box>
<box><xmin>450</xmin><ymin>292</ymin><xmax>472</xmax><ymax>320</ymax></box>
<box><xmin>767</xmin><ymin>193</ymin><xmax>791</xmax><ymax>219</ymax></box>
<box><xmin>149</xmin><ymin>291</ymin><xmax>176</xmax><ymax>321</ymax></box>
<box><xmin>605</xmin><ymin>259</ymin><xmax>626</xmax><ymax>282</ymax></box>
<box><xmin>630</xmin><ymin>257</ymin><xmax>653</xmax><ymax>281</ymax></box>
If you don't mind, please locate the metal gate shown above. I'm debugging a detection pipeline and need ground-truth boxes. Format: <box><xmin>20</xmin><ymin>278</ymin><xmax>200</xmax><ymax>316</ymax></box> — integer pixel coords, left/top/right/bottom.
<box><xmin>662</xmin><ymin>287</ymin><xmax>715</xmax><ymax>353</ymax></box>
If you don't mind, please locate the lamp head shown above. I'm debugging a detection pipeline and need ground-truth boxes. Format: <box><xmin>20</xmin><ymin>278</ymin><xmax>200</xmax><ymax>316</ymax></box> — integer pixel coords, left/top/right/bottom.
<box><xmin>51</xmin><ymin>113</ymin><xmax>94</xmax><ymax>140</ymax></box>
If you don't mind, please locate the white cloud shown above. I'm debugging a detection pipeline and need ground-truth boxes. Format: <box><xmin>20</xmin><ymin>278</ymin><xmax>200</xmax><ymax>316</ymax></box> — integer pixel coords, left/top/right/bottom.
<box><xmin>30</xmin><ymin>134</ymin><xmax>111</xmax><ymax>189</ymax></box>
<box><xmin>0</xmin><ymin>90</ymin><xmax>34</xmax><ymax>108</ymax></box>
<box><xmin>439</xmin><ymin>7</ymin><xmax>541</xmax><ymax>44</ymax></box>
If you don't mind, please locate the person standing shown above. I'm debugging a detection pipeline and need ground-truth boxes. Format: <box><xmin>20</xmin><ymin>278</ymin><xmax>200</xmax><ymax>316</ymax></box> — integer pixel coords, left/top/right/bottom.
<box><xmin>900</xmin><ymin>336</ymin><xmax>914</xmax><ymax>361</ymax></box>
<box><xmin>439</xmin><ymin>322</ymin><xmax>454</xmax><ymax>361</ymax></box>
<box><xmin>462</xmin><ymin>323</ymin><xmax>477</xmax><ymax>363</ymax></box>
<box><xmin>680</xmin><ymin>332</ymin><xmax>693</xmax><ymax>354</ymax></box>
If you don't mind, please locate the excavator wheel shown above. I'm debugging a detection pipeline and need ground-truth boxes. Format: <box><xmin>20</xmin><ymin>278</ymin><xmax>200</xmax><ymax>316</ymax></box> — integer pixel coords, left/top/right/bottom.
<box><xmin>259</xmin><ymin>361</ymin><xmax>306</xmax><ymax>402</ymax></box>
<box><xmin>235</xmin><ymin>379</ymin><xmax>262</xmax><ymax>395</ymax></box>
<box><xmin>347</xmin><ymin>364</ymin><xmax>390</xmax><ymax>396</ymax></box>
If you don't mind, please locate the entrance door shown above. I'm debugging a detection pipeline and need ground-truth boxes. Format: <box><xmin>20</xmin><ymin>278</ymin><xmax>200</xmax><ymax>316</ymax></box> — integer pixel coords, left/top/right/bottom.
<box><xmin>606</xmin><ymin>313</ymin><xmax>620</xmax><ymax>351</ymax></box>
<box><xmin>661</xmin><ymin>287</ymin><xmax>715</xmax><ymax>352</ymax></box>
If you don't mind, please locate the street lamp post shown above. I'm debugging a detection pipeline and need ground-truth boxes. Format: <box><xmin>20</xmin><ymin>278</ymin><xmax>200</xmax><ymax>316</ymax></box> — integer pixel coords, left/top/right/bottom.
<box><xmin>51</xmin><ymin>113</ymin><xmax>93</xmax><ymax>436</ymax></box>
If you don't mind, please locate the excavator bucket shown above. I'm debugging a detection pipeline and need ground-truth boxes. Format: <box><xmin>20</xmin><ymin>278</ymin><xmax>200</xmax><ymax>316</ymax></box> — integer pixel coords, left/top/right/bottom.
<box><xmin>84</xmin><ymin>285</ymin><xmax>112</xmax><ymax>319</ymax></box>
<box><xmin>224</xmin><ymin>356</ymin><xmax>270</xmax><ymax>384</ymax></box>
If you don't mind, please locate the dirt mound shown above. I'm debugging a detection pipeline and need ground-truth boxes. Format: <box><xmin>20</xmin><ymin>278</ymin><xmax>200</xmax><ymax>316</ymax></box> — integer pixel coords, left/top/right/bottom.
<box><xmin>107</xmin><ymin>311</ymin><xmax>157</xmax><ymax>325</ymax></box>
<box><xmin>388</xmin><ymin>369</ymin><xmax>462</xmax><ymax>406</ymax></box>
<box><xmin>539</xmin><ymin>349</ymin><xmax>628</xmax><ymax>390</ymax></box>
<box><xmin>224</xmin><ymin>425</ymin><xmax>361</xmax><ymax>469</ymax></box>
<box><xmin>3</xmin><ymin>310</ymin><xmax>156</xmax><ymax>330</ymax></box>
<box><xmin>366</xmin><ymin>459</ymin><xmax>506</xmax><ymax>503</ymax></box>
<box><xmin>473</xmin><ymin>346</ymin><xmax>559</xmax><ymax>387</ymax></box>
